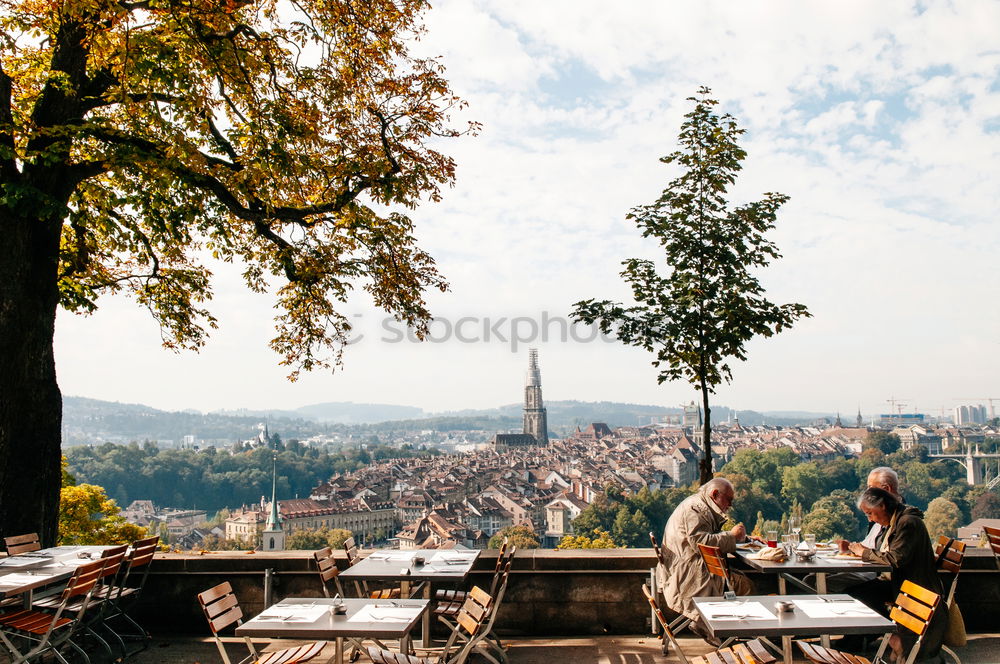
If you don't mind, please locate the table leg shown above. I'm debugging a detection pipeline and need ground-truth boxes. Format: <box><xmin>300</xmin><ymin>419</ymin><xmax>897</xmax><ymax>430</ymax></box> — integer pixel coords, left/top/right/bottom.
<box><xmin>778</xmin><ymin>575</ymin><xmax>787</xmax><ymax>595</ymax></box>
<box><xmin>421</xmin><ymin>582</ymin><xmax>432</xmax><ymax>647</ymax></box>
<box><xmin>400</xmin><ymin>580</ymin><xmax>411</xmax><ymax>599</ymax></box>
<box><xmin>334</xmin><ymin>636</ymin><xmax>343</xmax><ymax>664</ymax></box>
<box><xmin>816</xmin><ymin>573</ymin><xmax>831</xmax><ymax>649</ymax></box>
<box><xmin>782</xmin><ymin>635</ymin><xmax>793</xmax><ymax>664</ymax></box>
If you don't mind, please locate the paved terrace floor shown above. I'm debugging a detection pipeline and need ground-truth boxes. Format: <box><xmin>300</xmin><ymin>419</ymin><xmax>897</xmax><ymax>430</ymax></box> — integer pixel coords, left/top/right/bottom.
<box><xmin>128</xmin><ymin>633</ymin><xmax>1000</xmax><ymax>664</ymax></box>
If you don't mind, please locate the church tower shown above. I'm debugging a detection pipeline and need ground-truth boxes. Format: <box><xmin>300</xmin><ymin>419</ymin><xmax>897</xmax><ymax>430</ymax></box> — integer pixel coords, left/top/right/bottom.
<box><xmin>523</xmin><ymin>349</ymin><xmax>549</xmax><ymax>446</ymax></box>
<box><xmin>262</xmin><ymin>453</ymin><xmax>285</xmax><ymax>551</ymax></box>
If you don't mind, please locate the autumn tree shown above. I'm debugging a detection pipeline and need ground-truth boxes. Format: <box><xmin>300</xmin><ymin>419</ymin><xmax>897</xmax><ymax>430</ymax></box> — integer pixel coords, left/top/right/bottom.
<box><xmin>556</xmin><ymin>528</ymin><xmax>618</xmax><ymax>550</ymax></box>
<box><xmin>0</xmin><ymin>0</ymin><xmax>473</xmax><ymax>543</ymax></box>
<box><xmin>571</xmin><ymin>87</ymin><xmax>810</xmax><ymax>484</ymax></box>
<box><xmin>487</xmin><ymin>525</ymin><xmax>539</xmax><ymax>550</ymax></box>
<box><xmin>59</xmin><ymin>483</ymin><xmax>148</xmax><ymax>545</ymax></box>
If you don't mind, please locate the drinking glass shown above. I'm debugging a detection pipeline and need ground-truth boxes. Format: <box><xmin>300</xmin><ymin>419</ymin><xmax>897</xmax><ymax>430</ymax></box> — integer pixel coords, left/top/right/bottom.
<box><xmin>804</xmin><ymin>533</ymin><xmax>816</xmax><ymax>549</ymax></box>
<box><xmin>766</xmin><ymin>530</ymin><xmax>778</xmax><ymax>548</ymax></box>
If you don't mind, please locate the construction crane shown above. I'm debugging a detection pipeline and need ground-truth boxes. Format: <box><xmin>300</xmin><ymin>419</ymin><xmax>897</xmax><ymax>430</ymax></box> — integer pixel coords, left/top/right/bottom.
<box><xmin>954</xmin><ymin>398</ymin><xmax>999</xmax><ymax>421</ymax></box>
<box><xmin>886</xmin><ymin>397</ymin><xmax>908</xmax><ymax>416</ymax></box>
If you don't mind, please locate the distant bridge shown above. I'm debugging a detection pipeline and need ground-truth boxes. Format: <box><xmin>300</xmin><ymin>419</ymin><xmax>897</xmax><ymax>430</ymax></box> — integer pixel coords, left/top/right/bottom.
<box><xmin>928</xmin><ymin>449</ymin><xmax>1000</xmax><ymax>486</ymax></box>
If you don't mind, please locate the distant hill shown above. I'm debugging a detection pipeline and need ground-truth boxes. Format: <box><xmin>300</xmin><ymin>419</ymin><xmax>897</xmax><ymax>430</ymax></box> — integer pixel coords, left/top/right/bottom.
<box><xmin>62</xmin><ymin>396</ymin><xmax>322</xmax><ymax>446</ymax></box>
<box><xmin>62</xmin><ymin>396</ymin><xmax>837</xmax><ymax>446</ymax></box>
<box><xmin>215</xmin><ymin>402</ymin><xmax>424</xmax><ymax>424</ymax></box>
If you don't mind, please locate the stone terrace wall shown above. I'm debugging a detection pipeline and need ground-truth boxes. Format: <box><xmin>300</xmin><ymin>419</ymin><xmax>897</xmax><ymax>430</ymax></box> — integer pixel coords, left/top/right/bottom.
<box><xmin>134</xmin><ymin>549</ymin><xmax>1000</xmax><ymax>636</ymax></box>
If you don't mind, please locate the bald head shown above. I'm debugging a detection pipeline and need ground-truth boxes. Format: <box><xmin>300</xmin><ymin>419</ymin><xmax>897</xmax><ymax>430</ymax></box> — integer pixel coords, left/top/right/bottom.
<box><xmin>867</xmin><ymin>467</ymin><xmax>900</xmax><ymax>496</ymax></box>
<box><xmin>701</xmin><ymin>478</ymin><xmax>735</xmax><ymax>512</ymax></box>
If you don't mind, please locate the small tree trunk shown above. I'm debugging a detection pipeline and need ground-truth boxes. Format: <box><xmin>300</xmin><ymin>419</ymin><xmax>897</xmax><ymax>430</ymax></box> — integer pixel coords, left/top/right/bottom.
<box><xmin>699</xmin><ymin>380</ymin><xmax>713</xmax><ymax>485</ymax></box>
<box><xmin>0</xmin><ymin>211</ymin><xmax>64</xmax><ymax>545</ymax></box>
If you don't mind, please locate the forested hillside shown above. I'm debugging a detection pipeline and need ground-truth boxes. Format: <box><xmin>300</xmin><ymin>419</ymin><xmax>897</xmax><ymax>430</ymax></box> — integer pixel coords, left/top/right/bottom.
<box><xmin>64</xmin><ymin>441</ymin><xmax>436</xmax><ymax>512</ymax></box>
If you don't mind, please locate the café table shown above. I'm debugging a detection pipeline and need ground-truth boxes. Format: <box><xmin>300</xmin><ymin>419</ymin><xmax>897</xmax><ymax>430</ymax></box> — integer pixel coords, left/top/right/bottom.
<box><xmin>735</xmin><ymin>545</ymin><xmax>891</xmax><ymax>595</ymax></box>
<box><xmin>339</xmin><ymin>549</ymin><xmax>479</xmax><ymax>647</ymax></box>
<box><xmin>735</xmin><ymin>545</ymin><xmax>891</xmax><ymax>648</ymax></box>
<box><xmin>694</xmin><ymin>594</ymin><xmax>894</xmax><ymax>664</ymax></box>
<box><xmin>0</xmin><ymin>545</ymin><xmax>114</xmax><ymax>608</ymax></box>
<box><xmin>235</xmin><ymin>597</ymin><xmax>428</xmax><ymax>664</ymax></box>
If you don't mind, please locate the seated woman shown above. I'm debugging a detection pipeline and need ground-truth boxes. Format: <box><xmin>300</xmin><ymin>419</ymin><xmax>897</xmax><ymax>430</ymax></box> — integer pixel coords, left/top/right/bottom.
<box><xmin>847</xmin><ymin>486</ymin><xmax>947</xmax><ymax>662</ymax></box>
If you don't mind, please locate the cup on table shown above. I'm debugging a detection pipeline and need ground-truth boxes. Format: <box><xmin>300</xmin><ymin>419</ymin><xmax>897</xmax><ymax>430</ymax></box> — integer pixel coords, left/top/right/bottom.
<box><xmin>766</xmin><ymin>530</ymin><xmax>778</xmax><ymax>548</ymax></box>
<box><xmin>788</xmin><ymin>531</ymin><xmax>800</xmax><ymax>547</ymax></box>
<box><xmin>781</xmin><ymin>534</ymin><xmax>793</xmax><ymax>556</ymax></box>
<box><xmin>804</xmin><ymin>533</ymin><xmax>816</xmax><ymax>549</ymax></box>
<box><xmin>837</xmin><ymin>539</ymin><xmax>850</xmax><ymax>554</ymax></box>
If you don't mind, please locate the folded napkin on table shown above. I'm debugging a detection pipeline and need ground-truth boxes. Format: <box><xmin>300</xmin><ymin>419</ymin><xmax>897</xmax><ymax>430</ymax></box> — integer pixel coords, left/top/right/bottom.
<box><xmin>747</xmin><ymin>546</ymin><xmax>787</xmax><ymax>562</ymax></box>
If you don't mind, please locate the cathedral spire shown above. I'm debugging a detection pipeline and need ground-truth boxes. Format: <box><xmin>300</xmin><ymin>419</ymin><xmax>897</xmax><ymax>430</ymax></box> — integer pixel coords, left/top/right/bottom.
<box><xmin>523</xmin><ymin>349</ymin><xmax>549</xmax><ymax>446</ymax></box>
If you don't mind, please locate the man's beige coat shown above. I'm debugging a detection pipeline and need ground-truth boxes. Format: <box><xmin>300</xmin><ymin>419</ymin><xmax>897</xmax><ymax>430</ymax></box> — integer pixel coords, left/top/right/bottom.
<box><xmin>657</xmin><ymin>492</ymin><xmax>737</xmax><ymax>622</ymax></box>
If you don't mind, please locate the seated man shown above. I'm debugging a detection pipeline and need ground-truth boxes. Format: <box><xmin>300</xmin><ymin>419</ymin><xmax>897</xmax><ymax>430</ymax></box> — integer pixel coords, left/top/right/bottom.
<box><xmin>660</xmin><ymin>477</ymin><xmax>753</xmax><ymax>643</ymax></box>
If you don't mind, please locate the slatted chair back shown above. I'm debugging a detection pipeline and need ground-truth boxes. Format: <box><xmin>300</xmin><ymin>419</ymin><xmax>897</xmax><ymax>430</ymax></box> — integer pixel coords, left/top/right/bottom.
<box><xmin>873</xmin><ymin>580</ymin><xmax>941</xmax><ymax>664</ymax></box>
<box><xmin>984</xmin><ymin>525</ymin><xmax>1000</xmax><ymax>571</ymax></box>
<box><xmin>489</xmin><ymin>545</ymin><xmax>515</xmax><ymax>597</ymax></box>
<box><xmin>4</xmin><ymin>532</ymin><xmax>41</xmax><ymax>555</ymax></box>
<box><xmin>343</xmin><ymin>536</ymin><xmax>360</xmax><ymax>567</ymax></box>
<box><xmin>649</xmin><ymin>531</ymin><xmax>668</xmax><ymax>567</ymax></box>
<box><xmin>94</xmin><ymin>545</ymin><xmax>130</xmax><ymax>601</ymax></box>
<box><xmin>697</xmin><ymin>543</ymin><xmax>733</xmax><ymax>593</ymax></box>
<box><xmin>313</xmin><ymin>547</ymin><xmax>346</xmax><ymax>599</ymax></box>
<box><xmin>934</xmin><ymin>536</ymin><xmax>966</xmax><ymax>604</ymax></box>
<box><xmin>692</xmin><ymin>640</ymin><xmax>777</xmax><ymax>664</ymax></box>
<box><xmin>119</xmin><ymin>535</ymin><xmax>159</xmax><ymax>593</ymax></box>
<box><xmin>641</xmin><ymin>583</ymin><xmax>689</xmax><ymax>664</ymax></box>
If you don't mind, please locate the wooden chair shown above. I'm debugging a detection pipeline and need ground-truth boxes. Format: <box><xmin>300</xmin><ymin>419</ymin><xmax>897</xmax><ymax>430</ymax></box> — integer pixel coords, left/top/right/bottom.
<box><xmin>934</xmin><ymin>536</ymin><xmax>965</xmax><ymax>605</ymax></box>
<box><xmin>643</xmin><ymin>581</ymin><xmax>775</xmax><ymax>664</ymax></box>
<box><xmin>4</xmin><ymin>533</ymin><xmax>41</xmax><ymax>556</ymax></box>
<box><xmin>367</xmin><ymin>587</ymin><xmax>493</xmax><ymax>664</ymax></box>
<box><xmin>649</xmin><ymin>531</ymin><xmax>691</xmax><ymax>637</ymax></box>
<box><xmin>0</xmin><ymin>558</ymin><xmax>106</xmax><ymax>664</ymax></box>
<box><xmin>197</xmin><ymin>582</ymin><xmax>327</xmax><ymax>664</ymax></box>
<box><xmin>642</xmin><ymin>583</ymin><xmax>690</xmax><ymax>663</ymax></box>
<box><xmin>312</xmin><ymin>547</ymin><xmax>347</xmax><ymax>599</ymax></box>
<box><xmin>984</xmin><ymin>525</ymin><xmax>1000</xmax><ymax>571</ymax></box>
<box><xmin>934</xmin><ymin>536</ymin><xmax>967</xmax><ymax>663</ymax></box>
<box><xmin>33</xmin><ymin>545</ymin><xmax>129</xmax><ymax>661</ymax></box>
<box><xmin>796</xmin><ymin>580</ymin><xmax>941</xmax><ymax>664</ymax></box>
<box><xmin>436</xmin><ymin>566</ymin><xmax>510</xmax><ymax>664</ymax></box>
<box><xmin>697</xmin><ymin>543</ymin><xmax>735</xmax><ymax>594</ymax></box>
<box><xmin>100</xmin><ymin>534</ymin><xmax>160</xmax><ymax>657</ymax></box>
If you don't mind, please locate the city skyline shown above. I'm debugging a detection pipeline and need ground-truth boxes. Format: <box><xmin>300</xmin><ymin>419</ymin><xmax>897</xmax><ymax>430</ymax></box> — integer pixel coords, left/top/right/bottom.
<box><xmin>54</xmin><ymin>1</ymin><xmax>1000</xmax><ymax>418</ymax></box>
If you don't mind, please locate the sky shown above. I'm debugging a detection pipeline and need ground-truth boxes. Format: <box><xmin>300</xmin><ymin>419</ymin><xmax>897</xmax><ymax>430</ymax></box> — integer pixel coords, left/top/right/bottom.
<box><xmin>54</xmin><ymin>0</ymin><xmax>1000</xmax><ymax>419</ymax></box>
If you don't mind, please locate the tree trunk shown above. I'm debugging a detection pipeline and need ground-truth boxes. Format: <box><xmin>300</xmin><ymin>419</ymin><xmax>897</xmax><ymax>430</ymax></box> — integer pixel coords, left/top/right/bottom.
<box><xmin>0</xmin><ymin>211</ymin><xmax>64</xmax><ymax>546</ymax></box>
<box><xmin>699</xmin><ymin>380</ymin><xmax>713</xmax><ymax>485</ymax></box>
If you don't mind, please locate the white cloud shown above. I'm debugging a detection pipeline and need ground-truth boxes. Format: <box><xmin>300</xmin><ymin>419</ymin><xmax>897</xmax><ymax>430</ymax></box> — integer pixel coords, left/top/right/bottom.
<box><xmin>54</xmin><ymin>0</ymin><xmax>1000</xmax><ymax>418</ymax></box>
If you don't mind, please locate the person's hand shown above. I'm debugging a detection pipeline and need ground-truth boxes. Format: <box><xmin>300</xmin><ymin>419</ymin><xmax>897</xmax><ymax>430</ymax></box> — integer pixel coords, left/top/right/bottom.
<box><xmin>848</xmin><ymin>542</ymin><xmax>865</xmax><ymax>556</ymax></box>
<box><xmin>730</xmin><ymin>523</ymin><xmax>746</xmax><ymax>542</ymax></box>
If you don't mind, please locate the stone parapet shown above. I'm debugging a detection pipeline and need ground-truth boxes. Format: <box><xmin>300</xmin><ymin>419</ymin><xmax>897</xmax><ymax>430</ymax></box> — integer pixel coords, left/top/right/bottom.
<box><xmin>134</xmin><ymin>548</ymin><xmax>1000</xmax><ymax>635</ymax></box>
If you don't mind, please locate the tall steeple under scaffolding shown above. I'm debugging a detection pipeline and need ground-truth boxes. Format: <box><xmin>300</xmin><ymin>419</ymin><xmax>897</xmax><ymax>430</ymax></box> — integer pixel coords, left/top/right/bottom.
<box><xmin>523</xmin><ymin>349</ymin><xmax>549</xmax><ymax>446</ymax></box>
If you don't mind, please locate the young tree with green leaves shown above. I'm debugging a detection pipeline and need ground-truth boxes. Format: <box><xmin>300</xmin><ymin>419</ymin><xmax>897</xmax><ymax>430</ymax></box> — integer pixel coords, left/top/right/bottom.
<box><xmin>0</xmin><ymin>0</ymin><xmax>474</xmax><ymax>544</ymax></box>
<box><xmin>571</xmin><ymin>87</ymin><xmax>810</xmax><ymax>484</ymax></box>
